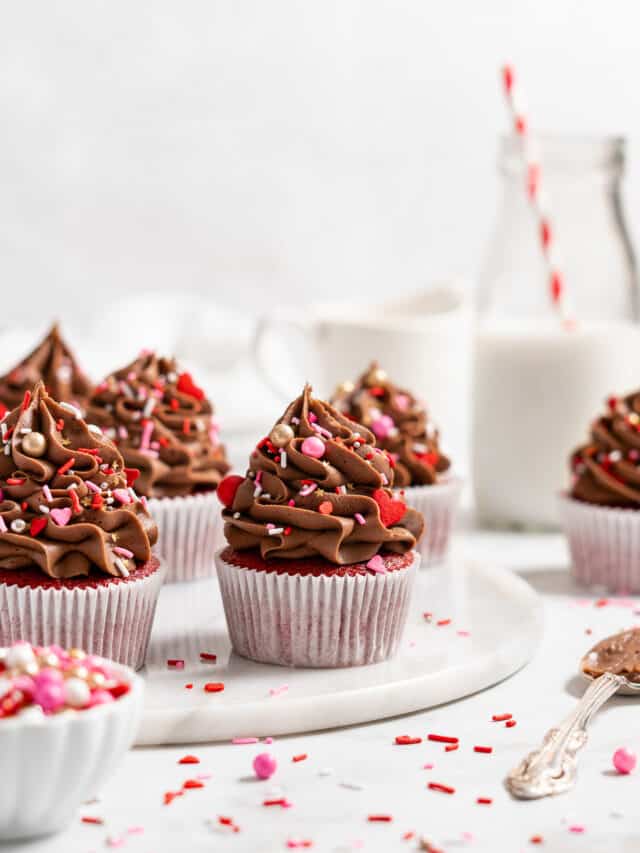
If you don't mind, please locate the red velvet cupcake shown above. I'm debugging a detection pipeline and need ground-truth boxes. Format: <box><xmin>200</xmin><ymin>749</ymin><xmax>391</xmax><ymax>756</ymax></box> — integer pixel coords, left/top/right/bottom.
<box><xmin>0</xmin><ymin>383</ymin><xmax>163</xmax><ymax>668</ymax></box>
<box><xmin>215</xmin><ymin>385</ymin><xmax>423</xmax><ymax>667</ymax></box>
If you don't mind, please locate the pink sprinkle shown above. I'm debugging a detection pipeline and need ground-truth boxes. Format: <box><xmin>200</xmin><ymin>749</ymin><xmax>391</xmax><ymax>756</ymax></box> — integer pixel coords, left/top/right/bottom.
<box><xmin>423</xmin><ymin>763</ymin><xmax>434</xmax><ymax>770</ymax></box>
<box><xmin>232</xmin><ymin>737</ymin><xmax>259</xmax><ymax>745</ymax></box>
<box><xmin>167</xmin><ymin>659</ymin><xmax>185</xmax><ymax>669</ymax></box>
<box><xmin>301</xmin><ymin>436</ymin><xmax>325</xmax><ymax>459</ymax></box>
<box><xmin>0</xmin><ymin>516</ymin><xmax>6</xmax><ymax>533</ymax></box>
<box><xmin>288</xmin><ymin>499</ymin><xmax>295</xmax><ymax>507</ymax></box>
<box><xmin>197</xmin><ymin>773</ymin><xmax>213</xmax><ymax>781</ymax></box>
<box><xmin>366</xmin><ymin>555</ymin><xmax>387</xmax><ymax>574</ymax></box>
<box><xmin>42</xmin><ymin>485</ymin><xmax>53</xmax><ymax>503</ymax></box>
<box><xmin>312</xmin><ymin>422</ymin><xmax>333</xmax><ymax>439</ymax></box>
<box><xmin>354</xmin><ymin>513</ymin><xmax>366</xmax><ymax>525</ymax></box>
<box><xmin>269</xmin><ymin>685</ymin><xmax>289</xmax><ymax>697</ymax></box>
<box><xmin>139</xmin><ymin>420</ymin><xmax>154</xmax><ymax>451</ymax></box>
<box><xmin>308</xmin><ymin>412</ymin><xmax>317</xmax><ymax>423</ymax></box>
<box><xmin>85</xmin><ymin>480</ymin><xmax>100</xmax><ymax>493</ymax></box>
<box><xmin>126</xmin><ymin>827</ymin><xmax>144</xmax><ymax>835</ymax></box>
<box><xmin>114</xmin><ymin>546</ymin><xmax>134</xmax><ymax>559</ymax></box>
<box><xmin>569</xmin><ymin>825</ymin><xmax>585</xmax><ymax>834</ymax></box>
<box><xmin>106</xmin><ymin>837</ymin><xmax>125</xmax><ymax>848</ymax></box>
<box><xmin>112</xmin><ymin>488</ymin><xmax>132</xmax><ymax>505</ymax></box>
<box><xmin>613</xmin><ymin>747</ymin><xmax>637</xmax><ymax>774</ymax></box>
<box><xmin>457</xmin><ymin>630</ymin><xmax>471</xmax><ymax>637</ymax></box>
<box><xmin>299</xmin><ymin>483</ymin><xmax>317</xmax><ymax>497</ymax></box>
<box><xmin>264</xmin><ymin>737</ymin><xmax>274</xmax><ymax>744</ymax></box>
<box><xmin>255</xmin><ymin>471</ymin><xmax>263</xmax><ymax>484</ymax></box>
<box><xmin>118</xmin><ymin>425</ymin><xmax>129</xmax><ymax>439</ymax></box>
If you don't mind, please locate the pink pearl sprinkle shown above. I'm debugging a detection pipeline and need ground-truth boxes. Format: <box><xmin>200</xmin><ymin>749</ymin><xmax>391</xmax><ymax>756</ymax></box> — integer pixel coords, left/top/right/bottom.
<box><xmin>301</xmin><ymin>436</ymin><xmax>325</xmax><ymax>459</ymax></box>
<box><xmin>232</xmin><ymin>737</ymin><xmax>259</xmax><ymax>744</ymax></box>
<box><xmin>613</xmin><ymin>747</ymin><xmax>637</xmax><ymax>774</ymax></box>
<box><xmin>253</xmin><ymin>752</ymin><xmax>277</xmax><ymax>780</ymax></box>
<box><xmin>90</xmin><ymin>689</ymin><xmax>114</xmax><ymax>707</ymax></box>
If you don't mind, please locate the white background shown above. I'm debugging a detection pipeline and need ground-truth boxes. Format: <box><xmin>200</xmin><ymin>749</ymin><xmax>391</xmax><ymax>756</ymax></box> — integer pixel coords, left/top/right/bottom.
<box><xmin>1</xmin><ymin>1</ymin><xmax>638</xmax><ymax>323</ymax></box>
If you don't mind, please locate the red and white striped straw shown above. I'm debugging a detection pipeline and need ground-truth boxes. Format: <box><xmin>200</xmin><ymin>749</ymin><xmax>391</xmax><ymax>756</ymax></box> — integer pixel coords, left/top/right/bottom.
<box><xmin>501</xmin><ymin>64</ymin><xmax>571</xmax><ymax>324</ymax></box>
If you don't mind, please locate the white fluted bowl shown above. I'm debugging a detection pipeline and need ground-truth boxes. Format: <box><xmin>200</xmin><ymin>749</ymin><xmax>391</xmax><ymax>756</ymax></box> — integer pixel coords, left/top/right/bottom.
<box><xmin>0</xmin><ymin>663</ymin><xmax>143</xmax><ymax>841</ymax></box>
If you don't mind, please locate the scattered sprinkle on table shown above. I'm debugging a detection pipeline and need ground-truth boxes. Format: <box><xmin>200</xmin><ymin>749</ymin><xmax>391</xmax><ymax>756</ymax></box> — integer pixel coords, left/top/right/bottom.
<box><xmin>204</xmin><ymin>682</ymin><xmax>224</xmax><ymax>693</ymax></box>
<box><xmin>368</xmin><ymin>814</ymin><xmax>393</xmax><ymax>822</ymax></box>
<box><xmin>199</xmin><ymin>652</ymin><xmax>217</xmax><ymax>662</ymax></box>
<box><xmin>445</xmin><ymin>743</ymin><xmax>459</xmax><ymax>752</ymax></box>
<box><xmin>530</xmin><ymin>836</ymin><xmax>544</xmax><ymax>845</ymax></box>
<box><xmin>292</xmin><ymin>753</ymin><xmax>308</xmax><ymax>762</ymax></box>
<box><xmin>178</xmin><ymin>755</ymin><xmax>200</xmax><ymax>764</ymax></box>
<box><xmin>505</xmin><ymin>719</ymin><xmax>517</xmax><ymax>728</ymax></box>
<box><xmin>428</xmin><ymin>734</ymin><xmax>459</xmax><ymax>744</ymax></box>
<box><xmin>474</xmin><ymin>745</ymin><xmax>493</xmax><ymax>753</ymax></box>
<box><xmin>492</xmin><ymin>713</ymin><xmax>512</xmax><ymax>722</ymax></box>
<box><xmin>476</xmin><ymin>797</ymin><xmax>493</xmax><ymax>805</ymax></box>
<box><xmin>183</xmin><ymin>778</ymin><xmax>205</xmax><ymax>789</ymax></box>
<box><xmin>395</xmin><ymin>735</ymin><xmax>422</xmax><ymax>745</ymax></box>
<box><xmin>81</xmin><ymin>816</ymin><xmax>103</xmax><ymax>825</ymax></box>
<box><xmin>428</xmin><ymin>782</ymin><xmax>455</xmax><ymax>795</ymax></box>
<box><xmin>436</xmin><ymin>619</ymin><xmax>451</xmax><ymax>627</ymax></box>
<box><xmin>232</xmin><ymin>736</ymin><xmax>259</xmax><ymax>744</ymax></box>
<box><xmin>167</xmin><ymin>659</ymin><xmax>184</xmax><ymax>669</ymax></box>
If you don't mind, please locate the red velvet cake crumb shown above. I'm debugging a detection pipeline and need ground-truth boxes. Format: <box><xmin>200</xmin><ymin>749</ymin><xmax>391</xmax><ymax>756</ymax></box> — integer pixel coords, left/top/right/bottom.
<box><xmin>220</xmin><ymin>546</ymin><xmax>414</xmax><ymax>577</ymax></box>
<box><xmin>0</xmin><ymin>556</ymin><xmax>161</xmax><ymax>590</ymax></box>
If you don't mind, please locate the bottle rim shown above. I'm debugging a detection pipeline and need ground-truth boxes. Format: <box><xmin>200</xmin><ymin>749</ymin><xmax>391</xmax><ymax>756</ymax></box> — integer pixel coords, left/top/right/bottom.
<box><xmin>499</xmin><ymin>132</ymin><xmax>625</xmax><ymax>175</ymax></box>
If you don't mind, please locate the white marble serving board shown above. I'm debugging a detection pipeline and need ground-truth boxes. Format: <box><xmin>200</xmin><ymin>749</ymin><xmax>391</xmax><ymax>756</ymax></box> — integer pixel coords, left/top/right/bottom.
<box><xmin>137</xmin><ymin>558</ymin><xmax>543</xmax><ymax>746</ymax></box>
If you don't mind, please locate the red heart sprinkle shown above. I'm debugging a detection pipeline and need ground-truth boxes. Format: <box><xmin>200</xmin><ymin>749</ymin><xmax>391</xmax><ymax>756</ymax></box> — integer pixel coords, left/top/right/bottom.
<box><xmin>372</xmin><ymin>488</ymin><xmax>407</xmax><ymax>528</ymax></box>
<box><xmin>318</xmin><ymin>501</ymin><xmax>333</xmax><ymax>515</ymax></box>
<box><xmin>217</xmin><ymin>475</ymin><xmax>244</xmax><ymax>508</ymax></box>
<box><xmin>176</xmin><ymin>372</ymin><xmax>205</xmax><ymax>401</ymax></box>
<box><xmin>125</xmin><ymin>468</ymin><xmax>140</xmax><ymax>487</ymax></box>
<box><xmin>30</xmin><ymin>517</ymin><xmax>47</xmax><ymax>537</ymax></box>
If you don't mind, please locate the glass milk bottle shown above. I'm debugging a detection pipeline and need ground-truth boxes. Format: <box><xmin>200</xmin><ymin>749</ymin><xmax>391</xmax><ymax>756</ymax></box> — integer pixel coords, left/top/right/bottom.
<box><xmin>474</xmin><ymin>135</ymin><xmax>639</xmax><ymax>529</ymax></box>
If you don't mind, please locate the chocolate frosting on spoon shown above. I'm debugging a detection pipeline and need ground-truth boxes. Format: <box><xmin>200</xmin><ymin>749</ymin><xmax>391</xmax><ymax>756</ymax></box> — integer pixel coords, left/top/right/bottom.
<box><xmin>0</xmin><ymin>382</ymin><xmax>157</xmax><ymax>579</ymax></box>
<box><xmin>331</xmin><ymin>362</ymin><xmax>450</xmax><ymax>488</ymax></box>
<box><xmin>223</xmin><ymin>384</ymin><xmax>424</xmax><ymax>563</ymax></box>
<box><xmin>0</xmin><ymin>323</ymin><xmax>91</xmax><ymax>416</ymax></box>
<box><xmin>581</xmin><ymin>628</ymin><xmax>640</xmax><ymax>683</ymax></box>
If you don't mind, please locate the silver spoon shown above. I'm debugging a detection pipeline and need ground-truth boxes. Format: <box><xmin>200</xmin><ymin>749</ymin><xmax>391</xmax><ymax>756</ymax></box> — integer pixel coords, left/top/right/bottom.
<box><xmin>506</xmin><ymin>628</ymin><xmax>640</xmax><ymax>800</ymax></box>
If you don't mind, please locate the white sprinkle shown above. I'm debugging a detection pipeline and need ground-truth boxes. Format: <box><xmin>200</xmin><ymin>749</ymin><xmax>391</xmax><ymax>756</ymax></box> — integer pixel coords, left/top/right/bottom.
<box><xmin>38</xmin><ymin>505</ymin><xmax>50</xmax><ymax>514</ymax></box>
<box><xmin>353</xmin><ymin>442</ymin><xmax>361</xmax><ymax>449</ymax></box>
<box><xmin>381</xmin><ymin>473</ymin><xmax>389</xmax><ymax>485</ymax></box>
<box><xmin>143</xmin><ymin>398</ymin><xmax>156</xmax><ymax>419</ymax></box>
<box><xmin>318</xmin><ymin>768</ymin><xmax>334</xmax><ymax>777</ymax></box>
<box><xmin>59</xmin><ymin>402</ymin><xmax>82</xmax><ymax>419</ymax></box>
<box><xmin>280</xmin><ymin>451</ymin><xmax>287</xmax><ymax>469</ymax></box>
<box><xmin>128</xmin><ymin>487</ymin><xmax>138</xmax><ymax>502</ymax></box>
<box><xmin>10</xmin><ymin>519</ymin><xmax>26</xmax><ymax>533</ymax></box>
<box><xmin>340</xmin><ymin>780</ymin><xmax>364</xmax><ymax>791</ymax></box>
<box><xmin>195</xmin><ymin>419</ymin><xmax>205</xmax><ymax>432</ymax></box>
<box><xmin>0</xmin><ymin>517</ymin><xmax>6</xmax><ymax>533</ymax></box>
<box><xmin>66</xmin><ymin>483</ymin><xmax>78</xmax><ymax>491</ymax></box>
<box><xmin>267</xmin><ymin>527</ymin><xmax>284</xmax><ymax>536</ymax></box>
<box><xmin>4</xmin><ymin>445</ymin><xmax>10</xmax><ymax>456</ymax></box>
<box><xmin>291</xmin><ymin>417</ymin><xmax>300</xmax><ymax>425</ymax></box>
<box><xmin>299</xmin><ymin>483</ymin><xmax>317</xmax><ymax>497</ymax></box>
<box><xmin>19</xmin><ymin>427</ymin><xmax>31</xmax><ymax>435</ymax></box>
<box><xmin>87</xmin><ymin>423</ymin><xmax>103</xmax><ymax>435</ymax></box>
<box><xmin>233</xmin><ymin>512</ymin><xmax>240</xmax><ymax>519</ymax></box>
<box><xmin>100</xmin><ymin>482</ymin><xmax>109</xmax><ymax>490</ymax></box>
<box><xmin>0</xmin><ymin>424</ymin><xmax>6</xmax><ymax>438</ymax></box>
<box><xmin>254</xmin><ymin>483</ymin><xmax>263</xmax><ymax>498</ymax></box>
<box><xmin>609</xmin><ymin>450</ymin><xmax>623</xmax><ymax>462</ymax></box>
<box><xmin>113</xmin><ymin>557</ymin><xmax>129</xmax><ymax>578</ymax></box>
<box><xmin>106</xmin><ymin>497</ymin><xmax>114</xmax><ymax>505</ymax></box>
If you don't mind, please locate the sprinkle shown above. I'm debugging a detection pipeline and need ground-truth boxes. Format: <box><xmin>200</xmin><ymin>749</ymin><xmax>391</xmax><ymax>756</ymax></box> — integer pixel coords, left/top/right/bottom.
<box><xmin>292</xmin><ymin>753</ymin><xmax>307</xmax><ymax>762</ymax></box>
<box><xmin>179</xmin><ymin>754</ymin><xmax>200</xmax><ymax>764</ymax></box>
<box><xmin>232</xmin><ymin>737</ymin><xmax>258</xmax><ymax>744</ymax></box>
<box><xmin>139</xmin><ymin>420</ymin><xmax>154</xmax><ymax>451</ymax></box>
<box><xmin>10</xmin><ymin>519</ymin><xmax>26</xmax><ymax>533</ymax></box>
<box><xmin>395</xmin><ymin>736</ymin><xmax>422</xmax><ymax>745</ymax></box>
<box><xmin>354</xmin><ymin>513</ymin><xmax>366</xmax><ymax>525</ymax></box>
<box><xmin>69</xmin><ymin>489</ymin><xmax>81</xmax><ymax>515</ymax></box>
<box><xmin>340</xmin><ymin>780</ymin><xmax>364</xmax><ymax>790</ymax></box>
<box><xmin>167</xmin><ymin>659</ymin><xmax>185</xmax><ymax>669</ymax></box>
<box><xmin>569</xmin><ymin>825</ymin><xmax>585</xmax><ymax>834</ymax></box>
<box><xmin>428</xmin><ymin>734</ymin><xmax>458</xmax><ymax>744</ymax></box>
<box><xmin>436</xmin><ymin>619</ymin><xmax>451</xmax><ymax>627</ymax></box>
<box><xmin>6</xmin><ymin>477</ymin><xmax>25</xmax><ymax>486</ymax></box>
<box><xmin>505</xmin><ymin>720</ymin><xmax>517</xmax><ymax>728</ymax></box>
<box><xmin>428</xmin><ymin>782</ymin><xmax>455</xmax><ymax>795</ymax></box>
<box><xmin>492</xmin><ymin>713</ymin><xmax>512</xmax><ymax>722</ymax></box>
<box><xmin>269</xmin><ymin>685</ymin><xmax>289</xmax><ymax>697</ymax></box>
<box><xmin>318</xmin><ymin>501</ymin><xmax>333</xmax><ymax>515</ymax></box>
<box><xmin>185</xmin><ymin>683</ymin><xmax>193</xmax><ymax>689</ymax></box>
<box><xmin>199</xmin><ymin>652</ymin><xmax>217</xmax><ymax>662</ymax></box>
<box><xmin>445</xmin><ymin>743</ymin><xmax>459</xmax><ymax>752</ymax></box>
<box><xmin>60</xmin><ymin>402</ymin><xmax>82</xmax><ymax>419</ymax></box>
<box><xmin>113</xmin><ymin>557</ymin><xmax>129</xmax><ymax>578</ymax></box>
<box><xmin>163</xmin><ymin>790</ymin><xmax>183</xmax><ymax>805</ymax></box>
<box><xmin>114</xmin><ymin>546</ymin><xmax>134</xmax><ymax>559</ymax></box>
<box><xmin>182</xmin><ymin>418</ymin><xmax>191</xmax><ymax>435</ymax></box>
<box><xmin>21</xmin><ymin>390</ymin><xmax>31</xmax><ymax>411</ymax></box>
<box><xmin>205</xmin><ymin>682</ymin><xmax>225</xmax><ymax>693</ymax></box>
<box><xmin>81</xmin><ymin>816</ymin><xmax>104</xmax><ymax>825</ymax></box>
<box><xmin>183</xmin><ymin>779</ymin><xmax>205</xmax><ymax>789</ymax></box>
<box><xmin>267</xmin><ymin>527</ymin><xmax>284</xmax><ymax>536</ymax></box>
<box><xmin>0</xmin><ymin>517</ymin><xmax>6</xmax><ymax>533</ymax></box>
<box><xmin>280</xmin><ymin>451</ymin><xmax>287</xmax><ymax>469</ymax></box>
<box><xmin>476</xmin><ymin>797</ymin><xmax>493</xmax><ymax>805</ymax></box>
<box><xmin>85</xmin><ymin>480</ymin><xmax>100</xmax><ymax>494</ymax></box>
<box><xmin>263</xmin><ymin>798</ymin><xmax>289</xmax><ymax>807</ymax></box>
<box><xmin>299</xmin><ymin>483</ymin><xmax>317</xmax><ymax>497</ymax></box>
<box><xmin>474</xmin><ymin>746</ymin><xmax>493</xmax><ymax>754</ymax></box>
<box><xmin>113</xmin><ymin>488</ymin><xmax>132</xmax><ymax>505</ymax></box>
<box><xmin>529</xmin><ymin>836</ymin><xmax>543</xmax><ymax>845</ymax></box>
<box><xmin>368</xmin><ymin>815</ymin><xmax>392</xmax><ymax>822</ymax></box>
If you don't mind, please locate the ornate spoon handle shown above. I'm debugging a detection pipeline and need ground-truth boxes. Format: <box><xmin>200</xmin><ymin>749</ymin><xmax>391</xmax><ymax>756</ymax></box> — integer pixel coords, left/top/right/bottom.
<box><xmin>506</xmin><ymin>672</ymin><xmax>624</xmax><ymax>799</ymax></box>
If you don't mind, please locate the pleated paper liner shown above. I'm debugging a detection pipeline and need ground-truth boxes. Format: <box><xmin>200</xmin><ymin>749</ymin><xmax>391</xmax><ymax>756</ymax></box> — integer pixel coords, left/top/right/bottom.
<box><xmin>0</xmin><ymin>558</ymin><xmax>166</xmax><ymax>670</ymax></box>
<box><xmin>215</xmin><ymin>548</ymin><xmax>419</xmax><ymax>668</ymax></box>
<box><xmin>399</xmin><ymin>477</ymin><xmax>462</xmax><ymax>566</ymax></box>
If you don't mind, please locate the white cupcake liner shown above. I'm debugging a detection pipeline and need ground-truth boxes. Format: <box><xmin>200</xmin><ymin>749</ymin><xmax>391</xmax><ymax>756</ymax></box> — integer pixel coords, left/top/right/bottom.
<box><xmin>559</xmin><ymin>494</ymin><xmax>640</xmax><ymax>593</ymax></box>
<box><xmin>398</xmin><ymin>477</ymin><xmax>462</xmax><ymax>566</ymax></box>
<box><xmin>147</xmin><ymin>491</ymin><xmax>223</xmax><ymax>583</ymax></box>
<box><xmin>215</xmin><ymin>549</ymin><xmax>419</xmax><ymax>668</ymax></box>
<box><xmin>0</xmin><ymin>561</ymin><xmax>166</xmax><ymax>670</ymax></box>
<box><xmin>0</xmin><ymin>664</ymin><xmax>143</xmax><ymax>841</ymax></box>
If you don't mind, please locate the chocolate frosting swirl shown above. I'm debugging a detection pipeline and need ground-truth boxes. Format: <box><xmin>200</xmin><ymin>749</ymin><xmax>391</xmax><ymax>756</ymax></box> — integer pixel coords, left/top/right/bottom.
<box><xmin>87</xmin><ymin>352</ymin><xmax>229</xmax><ymax>499</ymax></box>
<box><xmin>223</xmin><ymin>385</ymin><xmax>424</xmax><ymax>563</ymax></box>
<box><xmin>570</xmin><ymin>392</ymin><xmax>640</xmax><ymax>507</ymax></box>
<box><xmin>331</xmin><ymin>362</ymin><xmax>450</xmax><ymax>488</ymax></box>
<box><xmin>0</xmin><ymin>382</ymin><xmax>157</xmax><ymax>579</ymax></box>
<box><xmin>0</xmin><ymin>324</ymin><xmax>91</xmax><ymax>417</ymax></box>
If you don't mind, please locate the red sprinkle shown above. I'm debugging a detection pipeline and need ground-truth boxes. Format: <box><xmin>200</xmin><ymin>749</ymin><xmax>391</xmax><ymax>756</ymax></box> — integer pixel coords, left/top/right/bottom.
<box><xmin>505</xmin><ymin>720</ymin><xmax>517</xmax><ymax>728</ymax></box>
<box><xmin>57</xmin><ymin>457</ymin><xmax>76</xmax><ymax>476</ymax></box>
<box><xmin>199</xmin><ymin>652</ymin><xmax>217</xmax><ymax>662</ymax></box>
<box><xmin>91</xmin><ymin>493</ymin><xmax>104</xmax><ymax>510</ymax></box>
<box><xmin>403</xmin><ymin>831</ymin><xmax>415</xmax><ymax>841</ymax></box>
<box><xmin>167</xmin><ymin>659</ymin><xmax>185</xmax><ymax>669</ymax></box>
<box><xmin>318</xmin><ymin>501</ymin><xmax>333</xmax><ymax>515</ymax></box>
<box><xmin>428</xmin><ymin>734</ymin><xmax>459</xmax><ymax>744</ymax></box>
<box><xmin>185</xmin><ymin>683</ymin><xmax>193</xmax><ymax>689</ymax></box>
<box><xmin>81</xmin><ymin>816</ymin><xmax>104</xmax><ymax>825</ymax></box>
<box><xmin>428</xmin><ymin>782</ymin><xmax>455</xmax><ymax>795</ymax></box>
<box><xmin>492</xmin><ymin>713</ymin><xmax>512</xmax><ymax>722</ymax></box>
<box><xmin>204</xmin><ymin>682</ymin><xmax>225</xmax><ymax>693</ymax></box>
<box><xmin>436</xmin><ymin>619</ymin><xmax>451</xmax><ymax>627</ymax></box>
<box><xmin>422</xmin><ymin>612</ymin><xmax>432</xmax><ymax>621</ymax></box>
<box><xmin>445</xmin><ymin>743</ymin><xmax>459</xmax><ymax>752</ymax></box>
<box><xmin>30</xmin><ymin>517</ymin><xmax>47</xmax><ymax>537</ymax></box>
<box><xmin>474</xmin><ymin>746</ymin><xmax>493</xmax><ymax>754</ymax></box>
<box><xmin>163</xmin><ymin>790</ymin><xmax>183</xmax><ymax>806</ymax></box>
<box><xmin>69</xmin><ymin>489</ymin><xmax>81</xmax><ymax>515</ymax></box>
<box><xmin>530</xmin><ymin>836</ymin><xmax>544</xmax><ymax>845</ymax></box>
<box><xmin>395</xmin><ymin>736</ymin><xmax>422</xmax><ymax>745</ymax></box>
<box><xmin>182</xmin><ymin>418</ymin><xmax>191</xmax><ymax>435</ymax></box>
<box><xmin>183</xmin><ymin>779</ymin><xmax>204</xmax><ymax>789</ymax></box>
<box><xmin>178</xmin><ymin>755</ymin><xmax>200</xmax><ymax>764</ymax></box>
<box><xmin>21</xmin><ymin>390</ymin><xmax>31</xmax><ymax>411</ymax></box>
<box><xmin>6</xmin><ymin>478</ymin><xmax>25</xmax><ymax>486</ymax></box>
<box><xmin>368</xmin><ymin>815</ymin><xmax>393</xmax><ymax>822</ymax></box>
<box><xmin>477</xmin><ymin>797</ymin><xmax>493</xmax><ymax>805</ymax></box>
<box><xmin>263</xmin><ymin>798</ymin><xmax>287</xmax><ymax>807</ymax></box>
<box><xmin>292</xmin><ymin>753</ymin><xmax>308</xmax><ymax>762</ymax></box>
<box><xmin>56</xmin><ymin>418</ymin><xmax>65</xmax><ymax>431</ymax></box>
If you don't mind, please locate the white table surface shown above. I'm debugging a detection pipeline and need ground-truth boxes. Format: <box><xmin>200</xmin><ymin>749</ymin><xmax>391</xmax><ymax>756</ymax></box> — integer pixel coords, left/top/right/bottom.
<box><xmin>12</xmin><ymin>524</ymin><xmax>640</xmax><ymax>853</ymax></box>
